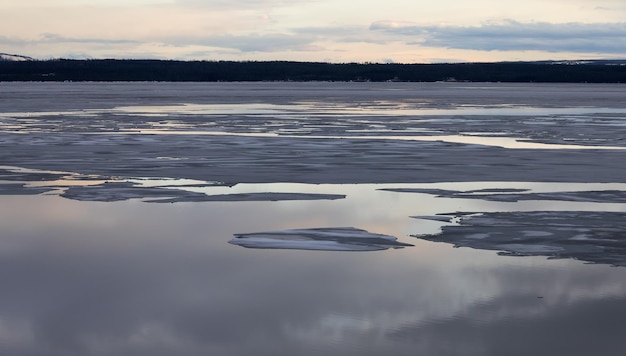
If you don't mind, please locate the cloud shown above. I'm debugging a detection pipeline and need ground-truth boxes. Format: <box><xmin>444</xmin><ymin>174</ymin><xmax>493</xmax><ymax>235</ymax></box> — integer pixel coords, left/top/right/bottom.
<box><xmin>0</xmin><ymin>34</ymin><xmax>138</xmax><ymax>46</ymax></box>
<box><xmin>290</xmin><ymin>26</ymin><xmax>387</xmax><ymax>45</ymax></box>
<box><xmin>370</xmin><ymin>20</ymin><xmax>626</xmax><ymax>54</ymax></box>
<box><xmin>0</xmin><ymin>32</ymin><xmax>316</xmax><ymax>55</ymax></box>
<box><xmin>164</xmin><ymin>33</ymin><xmax>319</xmax><ymax>52</ymax></box>
<box><xmin>0</xmin><ymin>35</ymin><xmax>23</xmax><ymax>45</ymax></box>
<box><xmin>161</xmin><ymin>25</ymin><xmax>379</xmax><ymax>53</ymax></box>
<box><xmin>174</xmin><ymin>0</ymin><xmax>313</xmax><ymax>10</ymax></box>
<box><xmin>38</xmin><ymin>34</ymin><xmax>139</xmax><ymax>45</ymax></box>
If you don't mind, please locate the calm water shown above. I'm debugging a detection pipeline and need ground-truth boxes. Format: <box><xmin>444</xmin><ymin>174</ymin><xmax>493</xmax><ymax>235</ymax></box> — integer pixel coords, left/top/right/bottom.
<box><xmin>1</xmin><ymin>82</ymin><xmax>626</xmax><ymax>355</ymax></box>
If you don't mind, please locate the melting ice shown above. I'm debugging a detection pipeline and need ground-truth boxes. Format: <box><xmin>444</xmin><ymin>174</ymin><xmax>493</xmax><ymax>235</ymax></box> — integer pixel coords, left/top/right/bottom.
<box><xmin>229</xmin><ymin>227</ymin><xmax>413</xmax><ymax>251</ymax></box>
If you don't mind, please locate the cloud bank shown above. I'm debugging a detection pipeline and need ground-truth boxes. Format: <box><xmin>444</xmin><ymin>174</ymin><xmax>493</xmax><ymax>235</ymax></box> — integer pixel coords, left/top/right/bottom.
<box><xmin>370</xmin><ymin>20</ymin><xmax>626</xmax><ymax>54</ymax></box>
<box><xmin>2</xmin><ymin>0</ymin><xmax>626</xmax><ymax>62</ymax></box>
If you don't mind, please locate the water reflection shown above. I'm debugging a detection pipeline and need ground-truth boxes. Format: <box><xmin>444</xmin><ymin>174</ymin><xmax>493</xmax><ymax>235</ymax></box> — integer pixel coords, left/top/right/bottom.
<box><xmin>2</xmin><ymin>193</ymin><xmax>626</xmax><ymax>355</ymax></box>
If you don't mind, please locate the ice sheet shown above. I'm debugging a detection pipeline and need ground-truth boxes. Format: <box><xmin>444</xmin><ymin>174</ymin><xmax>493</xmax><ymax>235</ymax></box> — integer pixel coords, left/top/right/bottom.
<box><xmin>2</xmin><ymin>83</ymin><xmax>626</xmax><ymax>185</ymax></box>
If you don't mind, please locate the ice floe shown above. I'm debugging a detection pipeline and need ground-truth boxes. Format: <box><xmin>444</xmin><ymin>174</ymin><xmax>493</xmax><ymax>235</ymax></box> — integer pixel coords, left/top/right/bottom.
<box><xmin>229</xmin><ymin>227</ymin><xmax>413</xmax><ymax>251</ymax></box>
<box><xmin>1</xmin><ymin>166</ymin><xmax>346</xmax><ymax>203</ymax></box>
<box><xmin>149</xmin><ymin>192</ymin><xmax>345</xmax><ymax>203</ymax></box>
<box><xmin>0</xmin><ymin>183</ymin><xmax>52</xmax><ymax>195</ymax></box>
<box><xmin>60</xmin><ymin>182</ymin><xmax>345</xmax><ymax>203</ymax></box>
<box><xmin>60</xmin><ymin>181</ymin><xmax>207</xmax><ymax>202</ymax></box>
<box><xmin>382</xmin><ymin>187</ymin><xmax>626</xmax><ymax>203</ymax></box>
<box><xmin>414</xmin><ymin>211</ymin><xmax>626</xmax><ymax>266</ymax></box>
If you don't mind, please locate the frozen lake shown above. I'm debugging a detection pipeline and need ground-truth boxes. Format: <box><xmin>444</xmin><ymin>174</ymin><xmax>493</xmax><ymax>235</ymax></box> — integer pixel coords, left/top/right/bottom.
<box><xmin>1</xmin><ymin>82</ymin><xmax>626</xmax><ymax>355</ymax></box>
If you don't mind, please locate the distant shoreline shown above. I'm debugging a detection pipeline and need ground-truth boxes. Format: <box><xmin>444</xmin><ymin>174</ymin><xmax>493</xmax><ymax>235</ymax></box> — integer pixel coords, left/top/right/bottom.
<box><xmin>1</xmin><ymin>59</ymin><xmax>625</xmax><ymax>83</ymax></box>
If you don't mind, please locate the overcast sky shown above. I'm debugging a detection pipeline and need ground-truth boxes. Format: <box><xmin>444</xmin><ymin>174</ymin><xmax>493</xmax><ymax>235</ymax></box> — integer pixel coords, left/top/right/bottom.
<box><xmin>1</xmin><ymin>0</ymin><xmax>625</xmax><ymax>62</ymax></box>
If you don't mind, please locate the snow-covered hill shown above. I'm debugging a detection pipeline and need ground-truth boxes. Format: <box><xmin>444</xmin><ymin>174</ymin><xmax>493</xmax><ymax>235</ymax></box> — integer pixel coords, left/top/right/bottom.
<box><xmin>0</xmin><ymin>53</ymin><xmax>34</xmax><ymax>61</ymax></box>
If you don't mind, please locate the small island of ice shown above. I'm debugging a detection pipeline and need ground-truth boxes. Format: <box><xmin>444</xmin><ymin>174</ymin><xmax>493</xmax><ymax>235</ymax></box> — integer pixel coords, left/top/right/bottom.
<box><xmin>229</xmin><ymin>227</ymin><xmax>413</xmax><ymax>251</ymax></box>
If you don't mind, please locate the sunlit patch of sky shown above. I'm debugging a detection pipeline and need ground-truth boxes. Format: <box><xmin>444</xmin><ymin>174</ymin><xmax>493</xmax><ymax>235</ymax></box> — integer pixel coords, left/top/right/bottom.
<box><xmin>1</xmin><ymin>0</ymin><xmax>625</xmax><ymax>62</ymax></box>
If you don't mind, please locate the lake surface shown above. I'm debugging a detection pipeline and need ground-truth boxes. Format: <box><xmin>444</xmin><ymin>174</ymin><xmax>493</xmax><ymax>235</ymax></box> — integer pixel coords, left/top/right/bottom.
<box><xmin>1</xmin><ymin>82</ymin><xmax>626</xmax><ymax>355</ymax></box>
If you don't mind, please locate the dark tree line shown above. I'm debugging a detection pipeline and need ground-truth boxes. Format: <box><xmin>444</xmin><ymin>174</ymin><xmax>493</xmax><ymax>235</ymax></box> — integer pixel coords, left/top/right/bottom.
<box><xmin>1</xmin><ymin>59</ymin><xmax>625</xmax><ymax>82</ymax></box>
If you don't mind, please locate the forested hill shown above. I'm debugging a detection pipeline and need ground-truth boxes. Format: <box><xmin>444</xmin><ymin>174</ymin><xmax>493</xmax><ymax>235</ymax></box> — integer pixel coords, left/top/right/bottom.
<box><xmin>1</xmin><ymin>59</ymin><xmax>625</xmax><ymax>82</ymax></box>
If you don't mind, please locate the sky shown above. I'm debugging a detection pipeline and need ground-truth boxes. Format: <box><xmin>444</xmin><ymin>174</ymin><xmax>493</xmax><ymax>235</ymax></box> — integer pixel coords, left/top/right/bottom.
<box><xmin>1</xmin><ymin>0</ymin><xmax>625</xmax><ymax>63</ymax></box>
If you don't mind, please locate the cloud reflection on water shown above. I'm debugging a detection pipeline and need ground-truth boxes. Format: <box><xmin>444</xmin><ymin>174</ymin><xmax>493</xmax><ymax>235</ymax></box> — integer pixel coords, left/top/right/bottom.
<box><xmin>2</xmin><ymin>174</ymin><xmax>626</xmax><ymax>355</ymax></box>
<box><xmin>1</xmin><ymin>194</ymin><xmax>626</xmax><ymax>355</ymax></box>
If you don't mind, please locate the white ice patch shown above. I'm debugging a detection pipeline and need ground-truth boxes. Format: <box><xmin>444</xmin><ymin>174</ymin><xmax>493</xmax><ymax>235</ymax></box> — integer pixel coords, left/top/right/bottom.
<box><xmin>522</xmin><ymin>231</ymin><xmax>553</xmax><ymax>237</ymax></box>
<box><xmin>570</xmin><ymin>234</ymin><xmax>591</xmax><ymax>241</ymax></box>
<box><xmin>229</xmin><ymin>227</ymin><xmax>412</xmax><ymax>251</ymax></box>
<box><xmin>411</xmin><ymin>215</ymin><xmax>455</xmax><ymax>222</ymax></box>
<box><xmin>465</xmin><ymin>233</ymin><xmax>490</xmax><ymax>239</ymax></box>
<box><xmin>496</xmin><ymin>244</ymin><xmax>564</xmax><ymax>254</ymax></box>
